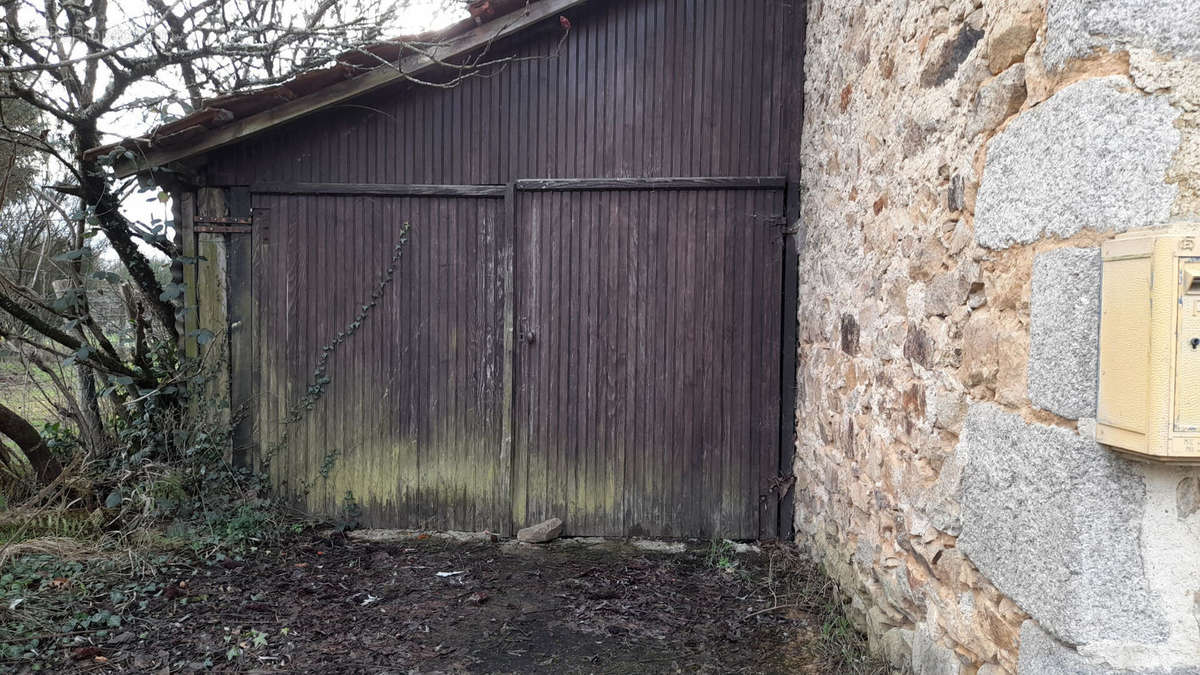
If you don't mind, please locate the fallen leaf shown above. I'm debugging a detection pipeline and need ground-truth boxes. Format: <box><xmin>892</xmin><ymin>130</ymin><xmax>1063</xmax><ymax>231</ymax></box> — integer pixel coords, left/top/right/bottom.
<box><xmin>94</xmin><ymin>656</ymin><xmax>109</xmax><ymax>663</ymax></box>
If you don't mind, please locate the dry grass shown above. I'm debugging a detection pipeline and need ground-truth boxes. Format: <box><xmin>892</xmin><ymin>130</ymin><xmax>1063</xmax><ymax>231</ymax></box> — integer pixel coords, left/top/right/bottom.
<box><xmin>0</xmin><ymin>536</ymin><xmax>95</xmax><ymax>568</ymax></box>
<box><xmin>752</xmin><ymin>544</ymin><xmax>898</xmax><ymax>675</ymax></box>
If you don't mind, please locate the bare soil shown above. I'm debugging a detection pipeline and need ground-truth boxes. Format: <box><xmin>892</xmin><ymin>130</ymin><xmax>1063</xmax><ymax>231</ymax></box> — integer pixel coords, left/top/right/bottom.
<box><xmin>5</xmin><ymin>533</ymin><xmax>885</xmax><ymax>674</ymax></box>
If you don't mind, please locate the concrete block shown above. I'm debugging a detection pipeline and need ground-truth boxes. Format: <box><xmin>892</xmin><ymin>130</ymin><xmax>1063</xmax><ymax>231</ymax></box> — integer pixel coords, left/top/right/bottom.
<box><xmin>1045</xmin><ymin>0</ymin><xmax>1200</xmax><ymax>71</ymax></box>
<box><xmin>1028</xmin><ymin>247</ymin><xmax>1102</xmax><ymax>419</ymax></box>
<box><xmin>974</xmin><ymin>77</ymin><xmax>1179</xmax><ymax>250</ymax></box>
<box><xmin>956</xmin><ymin>403</ymin><xmax>1168</xmax><ymax>645</ymax></box>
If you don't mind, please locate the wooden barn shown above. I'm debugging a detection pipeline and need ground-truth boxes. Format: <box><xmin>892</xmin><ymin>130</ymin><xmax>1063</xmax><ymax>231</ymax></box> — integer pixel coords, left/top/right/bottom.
<box><xmin>96</xmin><ymin>0</ymin><xmax>806</xmax><ymax>539</ymax></box>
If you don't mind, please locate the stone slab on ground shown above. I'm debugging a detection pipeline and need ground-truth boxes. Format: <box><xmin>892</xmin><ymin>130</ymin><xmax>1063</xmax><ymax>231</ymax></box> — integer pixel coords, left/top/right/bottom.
<box><xmin>956</xmin><ymin>403</ymin><xmax>1168</xmax><ymax>645</ymax></box>
<box><xmin>974</xmin><ymin>77</ymin><xmax>1179</xmax><ymax>249</ymax></box>
<box><xmin>1028</xmin><ymin>247</ymin><xmax>1102</xmax><ymax>419</ymax></box>
<box><xmin>517</xmin><ymin>517</ymin><xmax>564</xmax><ymax>543</ymax></box>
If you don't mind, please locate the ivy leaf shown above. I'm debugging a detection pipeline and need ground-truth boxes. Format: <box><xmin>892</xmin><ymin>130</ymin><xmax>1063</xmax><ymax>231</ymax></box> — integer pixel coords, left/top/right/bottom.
<box><xmin>104</xmin><ymin>491</ymin><xmax>123</xmax><ymax>509</ymax></box>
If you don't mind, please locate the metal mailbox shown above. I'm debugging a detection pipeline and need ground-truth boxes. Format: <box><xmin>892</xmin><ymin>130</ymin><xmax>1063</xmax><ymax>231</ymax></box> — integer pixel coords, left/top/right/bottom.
<box><xmin>1097</xmin><ymin>222</ymin><xmax>1200</xmax><ymax>462</ymax></box>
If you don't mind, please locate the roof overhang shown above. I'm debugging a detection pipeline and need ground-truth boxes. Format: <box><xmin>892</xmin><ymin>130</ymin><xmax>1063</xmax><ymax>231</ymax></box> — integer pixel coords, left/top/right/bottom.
<box><xmin>95</xmin><ymin>0</ymin><xmax>587</xmax><ymax>179</ymax></box>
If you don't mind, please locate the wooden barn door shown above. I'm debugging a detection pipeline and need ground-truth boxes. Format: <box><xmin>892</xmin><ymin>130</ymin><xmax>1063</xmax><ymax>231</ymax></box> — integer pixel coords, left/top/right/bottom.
<box><xmin>246</xmin><ymin>190</ymin><xmax>511</xmax><ymax>533</ymax></box>
<box><xmin>511</xmin><ymin>180</ymin><xmax>787</xmax><ymax>539</ymax></box>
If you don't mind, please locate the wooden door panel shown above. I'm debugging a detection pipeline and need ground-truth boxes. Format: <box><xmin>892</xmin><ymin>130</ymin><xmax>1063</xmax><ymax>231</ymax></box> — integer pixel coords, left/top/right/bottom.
<box><xmin>513</xmin><ymin>188</ymin><xmax>785</xmax><ymax>538</ymax></box>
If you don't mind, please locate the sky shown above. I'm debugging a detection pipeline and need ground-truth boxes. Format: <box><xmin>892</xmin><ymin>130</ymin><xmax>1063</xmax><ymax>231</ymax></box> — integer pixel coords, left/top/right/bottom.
<box><xmin>112</xmin><ymin>0</ymin><xmax>467</xmax><ymax>261</ymax></box>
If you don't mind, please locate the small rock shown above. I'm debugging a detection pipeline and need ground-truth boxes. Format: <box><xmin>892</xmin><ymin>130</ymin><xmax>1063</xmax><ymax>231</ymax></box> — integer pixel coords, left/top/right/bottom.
<box><xmin>986</xmin><ymin>14</ymin><xmax>1036</xmax><ymax>74</ymax></box>
<box><xmin>517</xmin><ymin>517</ymin><xmax>563</xmax><ymax>543</ymax></box>
<box><xmin>966</xmin><ymin>65</ymin><xmax>1026</xmax><ymax>139</ymax></box>
<box><xmin>947</xmin><ymin>175</ymin><xmax>965</xmax><ymax>211</ymax></box>
<box><xmin>1178</xmin><ymin>477</ymin><xmax>1200</xmax><ymax>519</ymax></box>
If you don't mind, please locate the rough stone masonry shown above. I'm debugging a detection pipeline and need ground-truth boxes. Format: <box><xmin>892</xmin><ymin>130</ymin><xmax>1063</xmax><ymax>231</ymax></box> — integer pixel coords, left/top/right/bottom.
<box><xmin>794</xmin><ymin>0</ymin><xmax>1200</xmax><ymax>672</ymax></box>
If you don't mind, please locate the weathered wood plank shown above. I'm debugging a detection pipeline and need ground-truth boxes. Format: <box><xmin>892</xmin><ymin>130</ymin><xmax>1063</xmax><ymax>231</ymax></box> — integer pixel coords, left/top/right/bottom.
<box><xmin>195</xmin><ymin>187</ymin><xmax>231</xmax><ymax>458</ymax></box>
<box><xmin>252</xmin><ymin>182</ymin><xmax>506</xmax><ymax>198</ymax></box>
<box><xmin>228</xmin><ymin>187</ymin><xmax>256</xmax><ymax>469</ymax></box>
<box><xmin>514</xmin><ymin>176</ymin><xmax>787</xmax><ymax>192</ymax></box>
<box><xmin>499</xmin><ymin>184</ymin><xmax>517</xmax><ymax>534</ymax></box>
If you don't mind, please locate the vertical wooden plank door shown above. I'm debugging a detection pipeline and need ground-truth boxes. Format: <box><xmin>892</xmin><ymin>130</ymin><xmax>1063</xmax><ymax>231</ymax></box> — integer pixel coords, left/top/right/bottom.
<box><xmin>513</xmin><ymin>187</ymin><xmax>786</xmax><ymax>539</ymax></box>
<box><xmin>248</xmin><ymin>192</ymin><xmax>510</xmax><ymax>532</ymax></box>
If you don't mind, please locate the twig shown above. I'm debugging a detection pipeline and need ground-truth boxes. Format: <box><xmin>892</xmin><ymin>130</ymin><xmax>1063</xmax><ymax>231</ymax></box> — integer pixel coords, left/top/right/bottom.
<box><xmin>745</xmin><ymin>603</ymin><xmax>798</xmax><ymax>619</ymax></box>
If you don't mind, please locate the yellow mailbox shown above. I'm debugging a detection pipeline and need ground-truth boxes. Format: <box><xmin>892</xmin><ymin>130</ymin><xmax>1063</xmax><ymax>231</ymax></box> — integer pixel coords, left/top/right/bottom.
<box><xmin>1097</xmin><ymin>222</ymin><xmax>1200</xmax><ymax>462</ymax></box>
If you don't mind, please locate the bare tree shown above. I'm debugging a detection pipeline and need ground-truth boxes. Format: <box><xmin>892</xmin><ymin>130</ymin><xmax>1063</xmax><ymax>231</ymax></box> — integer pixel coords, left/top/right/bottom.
<box><xmin>0</xmin><ymin>0</ymin><xmax>470</xmax><ymax>484</ymax></box>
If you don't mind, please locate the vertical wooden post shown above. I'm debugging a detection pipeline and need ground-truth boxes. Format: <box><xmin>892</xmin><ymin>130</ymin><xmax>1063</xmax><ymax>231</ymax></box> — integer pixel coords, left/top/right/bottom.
<box><xmin>502</xmin><ymin>183</ymin><xmax>519</xmax><ymax>535</ymax></box>
<box><xmin>774</xmin><ymin>0</ymin><xmax>808</xmax><ymax>541</ymax></box>
<box><xmin>193</xmin><ymin>188</ymin><xmax>231</xmax><ymax>458</ymax></box>
<box><xmin>227</xmin><ymin>188</ymin><xmax>257</xmax><ymax>469</ymax></box>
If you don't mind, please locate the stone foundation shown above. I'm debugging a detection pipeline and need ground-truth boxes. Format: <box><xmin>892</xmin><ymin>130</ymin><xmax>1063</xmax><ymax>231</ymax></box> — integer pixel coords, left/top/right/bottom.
<box><xmin>794</xmin><ymin>0</ymin><xmax>1200</xmax><ymax>672</ymax></box>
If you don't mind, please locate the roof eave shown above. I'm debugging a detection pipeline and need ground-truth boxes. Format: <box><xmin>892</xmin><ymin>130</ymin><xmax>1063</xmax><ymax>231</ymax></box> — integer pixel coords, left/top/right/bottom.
<box><xmin>108</xmin><ymin>0</ymin><xmax>587</xmax><ymax>179</ymax></box>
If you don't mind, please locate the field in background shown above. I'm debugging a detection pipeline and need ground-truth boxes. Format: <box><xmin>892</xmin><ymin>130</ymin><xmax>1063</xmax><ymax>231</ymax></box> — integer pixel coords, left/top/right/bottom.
<box><xmin>0</xmin><ymin>356</ymin><xmax>68</xmax><ymax>427</ymax></box>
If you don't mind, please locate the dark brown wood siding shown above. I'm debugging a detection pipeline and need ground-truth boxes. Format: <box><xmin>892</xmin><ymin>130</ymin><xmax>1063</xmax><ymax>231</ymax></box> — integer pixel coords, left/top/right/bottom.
<box><xmin>208</xmin><ymin>0</ymin><xmax>796</xmax><ymax>185</ymax></box>
<box><xmin>250</xmin><ymin>193</ymin><xmax>510</xmax><ymax>531</ymax></box>
<box><xmin>214</xmin><ymin>0</ymin><xmax>803</xmax><ymax>537</ymax></box>
<box><xmin>513</xmin><ymin>187</ymin><xmax>784</xmax><ymax>539</ymax></box>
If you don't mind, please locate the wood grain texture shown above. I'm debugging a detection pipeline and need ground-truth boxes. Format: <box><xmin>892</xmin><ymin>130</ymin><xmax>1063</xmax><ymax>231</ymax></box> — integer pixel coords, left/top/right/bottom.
<box><xmin>215</xmin><ymin>0</ymin><xmax>801</xmax><ymax>537</ymax></box>
<box><xmin>249</xmin><ymin>193</ymin><xmax>509</xmax><ymax>531</ymax></box>
<box><xmin>512</xmin><ymin>188</ymin><xmax>784</xmax><ymax>538</ymax></box>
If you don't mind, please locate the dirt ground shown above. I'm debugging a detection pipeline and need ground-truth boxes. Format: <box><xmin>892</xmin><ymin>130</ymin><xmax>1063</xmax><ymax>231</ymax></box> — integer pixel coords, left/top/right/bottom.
<box><xmin>3</xmin><ymin>532</ymin><xmax>887</xmax><ymax>674</ymax></box>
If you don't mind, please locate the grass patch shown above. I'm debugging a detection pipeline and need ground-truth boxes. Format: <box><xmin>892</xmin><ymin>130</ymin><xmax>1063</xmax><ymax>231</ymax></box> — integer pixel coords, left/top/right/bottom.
<box><xmin>754</xmin><ymin>546</ymin><xmax>896</xmax><ymax>674</ymax></box>
<box><xmin>0</xmin><ymin>358</ymin><xmax>70</xmax><ymax>427</ymax></box>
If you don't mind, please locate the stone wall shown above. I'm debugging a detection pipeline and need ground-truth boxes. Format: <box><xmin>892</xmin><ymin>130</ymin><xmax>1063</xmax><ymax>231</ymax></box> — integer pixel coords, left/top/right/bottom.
<box><xmin>794</xmin><ymin>0</ymin><xmax>1200</xmax><ymax>672</ymax></box>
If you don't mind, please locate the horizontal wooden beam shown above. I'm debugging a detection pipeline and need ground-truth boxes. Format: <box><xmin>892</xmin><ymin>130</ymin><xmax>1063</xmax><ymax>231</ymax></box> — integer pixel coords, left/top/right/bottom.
<box><xmin>252</xmin><ymin>182</ymin><xmax>507</xmax><ymax>197</ymax></box>
<box><xmin>514</xmin><ymin>176</ymin><xmax>788</xmax><ymax>191</ymax></box>
<box><xmin>113</xmin><ymin>0</ymin><xmax>590</xmax><ymax>177</ymax></box>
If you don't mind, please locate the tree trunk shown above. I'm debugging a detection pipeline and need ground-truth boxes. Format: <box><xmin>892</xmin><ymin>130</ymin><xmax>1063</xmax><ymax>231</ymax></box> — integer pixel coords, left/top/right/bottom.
<box><xmin>0</xmin><ymin>402</ymin><xmax>60</xmax><ymax>485</ymax></box>
<box><xmin>52</xmin><ymin>279</ymin><xmax>104</xmax><ymax>445</ymax></box>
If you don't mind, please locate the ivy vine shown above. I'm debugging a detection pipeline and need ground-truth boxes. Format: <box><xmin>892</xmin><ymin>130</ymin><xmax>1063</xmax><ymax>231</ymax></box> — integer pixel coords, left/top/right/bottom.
<box><xmin>261</xmin><ymin>222</ymin><xmax>413</xmax><ymax>472</ymax></box>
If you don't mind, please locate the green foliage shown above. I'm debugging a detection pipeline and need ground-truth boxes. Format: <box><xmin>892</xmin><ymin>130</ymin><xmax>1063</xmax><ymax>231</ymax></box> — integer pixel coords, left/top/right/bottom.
<box><xmin>0</xmin><ymin>553</ymin><xmax>168</xmax><ymax>669</ymax></box>
<box><xmin>705</xmin><ymin>539</ymin><xmax>739</xmax><ymax>573</ymax></box>
<box><xmin>336</xmin><ymin>491</ymin><xmax>361</xmax><ymax>533</ymax></box>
